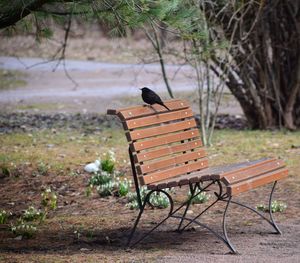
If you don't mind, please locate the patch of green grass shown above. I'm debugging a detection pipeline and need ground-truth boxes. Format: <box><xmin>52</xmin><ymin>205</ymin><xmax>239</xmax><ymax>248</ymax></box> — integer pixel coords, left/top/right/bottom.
<box><xmin>0</xmin><ymin>69</ymin><xmax>27</xmax><ymax>90</ymax></box>
<box><xmin>0</xmin><ymin>127</ymin><xmax>299</xmax><ymax>184</ymax></box>
<box><xmin>16</xmin><ymin>103</ymin><xmax>63</xmax><ymax>111</ymax></box>
<box><xmin>257</xmin><ymin>200</ymin><xmax>287</xmax><ymax>213</ymax></box>
<box><xmin>208</xmin><ymin>129</ymin><xmax>300</xmax><ymax>168</ymax></box>
<box><xmin>189</xmin><ymin>191</ymin><xmax>210</xmax><ymax>204</ymax></box>
<box><xmin>0</xmin><ymin>128</ymin><xmax>127</xmax><ymax>174</ymax></box>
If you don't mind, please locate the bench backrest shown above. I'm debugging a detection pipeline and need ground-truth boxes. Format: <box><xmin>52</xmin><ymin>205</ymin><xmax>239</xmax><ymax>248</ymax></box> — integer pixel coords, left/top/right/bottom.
<box><xmin>107</xmin><ymin>99</ymin><xmax>208</xmax><ymax>186</ymax></box>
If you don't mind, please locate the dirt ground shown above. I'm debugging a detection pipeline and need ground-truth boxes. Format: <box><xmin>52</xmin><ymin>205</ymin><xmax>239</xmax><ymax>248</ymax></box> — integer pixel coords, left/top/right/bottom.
<box><xmin>0</xmin><ymin>29</ymin><xmax>300</xmax><ymax>262</ymax></box>
<box><xmin>0</xmin><ymin>164</ymin><xmax>299</xmax><ymax>263</ymax></box>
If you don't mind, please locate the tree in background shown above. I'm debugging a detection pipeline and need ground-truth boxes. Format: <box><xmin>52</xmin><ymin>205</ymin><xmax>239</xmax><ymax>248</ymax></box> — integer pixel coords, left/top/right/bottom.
<box><xmin>1</xmin><ymin>0</ymin><xmax>299</xmax><ymax>132</ymax></box>
<box><xmin>203</xmin><ymin>0</ymin><xmax>300</xmax><ymax>130</ymax></box>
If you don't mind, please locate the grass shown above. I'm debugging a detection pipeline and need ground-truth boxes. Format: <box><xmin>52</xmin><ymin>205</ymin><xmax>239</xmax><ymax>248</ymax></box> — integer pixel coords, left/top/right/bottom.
<box><xmin>208</xmin><ymin>129</ymin><xmax>300</xmax><ymax>168</ymax></box>
<box><xmin>0</xmin><ymin>69</ymin><xmax>27</xmax><ymax>90</ymax></box>
<box><xmin>16</xmin><ymin>103</ymin><xmax>65</xmax><ymax>111</ymax></box>
<box><xmin>0</xmin><ymin>127</ymin><xmax>299</xmax><ymax>178</ymax></box>
<box><xmin>0</xmin><ymin>128</ymin><xmax>128</xmax><ymax>174</ymax></box>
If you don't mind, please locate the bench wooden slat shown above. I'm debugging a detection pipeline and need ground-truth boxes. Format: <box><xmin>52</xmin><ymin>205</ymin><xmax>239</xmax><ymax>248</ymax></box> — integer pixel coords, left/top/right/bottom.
<box><xmin>210</xmin><ymin>158</ymin><xmax>277</xmax><ymax>180</ymax></box>
<box><xmin>132</xmin><ymin>128</ymin><xmax>200</xmax><ymax>151</ymax></box>
<box><xmin>140</xmin><ymin>159</ymin><xmax>209</xmax><ymax>185</ymax></box>
<box><xmin>228</xmin><ymin>168</ymin><xmax>288</xmax><ymax>196</ymax></box>
<box><xmin>222</xmin><ymin>159</ymin><xmax>285</xmax><ymax>185</ymax></box>
<box><xmin>148</xmin><ymin>173</ymin><xmax>201</xmax><ymax>190</ymax></box>
<box><xmin>107</xmin><ymin>103</ymin><xmax>170</xmax><ymax>116</ymax></box>
<box><xmin>146</xmin><ymin>158</ymin><xmax>272</xmax><ymax>190</ymax></box>
<box><xmin>134</xmin><ymin>139</ymin><xmax>203</xmax><ymax>162</ymax></box>
<box><xmin>147</xmin><ymin>169</ymin><xmax>206</xmax><ymax>190</ymax></box>
<box><xmin>137</xmin><ymin>149</ymin><xmax>207</xmax><ymax>174</ymax></box>
<box><xmin>125</xmin><ymin>108</ymin><xmax>194</xmax><ymax>129</ymax></box>
<box><xmin>109</xmin><ymin>99</ymin><xmax>189</xmax><ymax>120</ymax></box>
<box><xmin>127</xmin><ymin>119</ymin><xmax>197</xmax><ymax>141</ymax></box>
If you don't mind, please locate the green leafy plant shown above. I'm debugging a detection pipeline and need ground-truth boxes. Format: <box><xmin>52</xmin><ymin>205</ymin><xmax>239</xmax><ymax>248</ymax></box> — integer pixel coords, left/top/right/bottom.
<box><xmin>96</xmin><ymin>181</ymin><xmax>117</xmax><ymax>197</ymax></box>
<box><xmin>101</xmin><ymin>159</ymin><xmax>115</xmax><ymax>173</ymax></box>
<box><xmin>87</xmin><ymin>151</ymin><xmax>132</xmax><ymax>198</ymax></box>
<box><xmin>69</xmin><ymin>170</ymin><xmax>81</xmax><ymax>177</ymax></box>
<box><xmin>4</xmin><ymin>188</ymin><xmax>58</xmax><ymax>239</ymax></box>
<box><xmin>127</xmin><ymin>200</ymin><xmax>140</xmax><ymax>210</ymax></box>
<box><xmin>114</xmin><ymin>170</ymin><xmax>125</xmax><ymax>177</ymax></box>
<box><xmin>85</xmin><ymin>185</ymin><xmax>93</xmax><ymax>197</ymax></box>
<box><xmin>11</xmin><ymin>220</ymin><xmax>37</xmax><ymax>238</ymax></box>
<box><xmin>0</xmin><ymin>210</ymin><xmax>11</xmax><ymax>224</ymax></box>
<box><xmin>22</xmin><ymin>206</ymin><xmax>45</xmax><ymax>222</ymax></box>
<box><xmin>41</xmin><ymin>187</ymin><xmax>57</xmax><ymax>210</ymax></box>
<box><xmin>127</xmin><ymin>187</ymin><xmax>148</xmax><ymax>202</ymax></box>
<box><xmin>9</xmin><ymin>206</ymin><xmax>41</xmax><ymax>238</ymax></box>
<box><xmin>256</xmin><ymin>200</ymin><xmax>287</xmax><ymax>213</ymax></box>
<box><xmin>95</xmin><ymin>178</ymin><xmax>132</xmax><ymax>198</ymax></box>
<box><xmin>101</xmin><ymin>150</ymin><xmax>116</xmax><ymax>173</ymax></box>
<box><xmin>117</xmin><ymin>178</ymin><xmax>131</xmax><ymax>197</ymax></box>
<box><xmin>37</xmin><ymin>162</ymin><xmax>49</xmax><ymax>176</ymax></box>
<box><xmin>149</xmin><ymin>192</ymin><xmax>170</xmax><ymax>208</ymax></box>
<box><xmin>189</xmin><ymin>191</ymin><xmax>211</xmax><ymax>204</ymax></box>
<box><xmin>1</xmin><ymin>166</ymin><xmax>10</xmax><ymax>177</ymax></box>
<box><xmin>89</xmin><ymin>171</ymin><xmax>112</xmax><ymax>186</ymax></box>
<box><xmin>126</xmin><ymin>187</ymin><xmax>171</xmax><ymax>209</ymax></box>
<box><xmin>126</xmin><ymin>186</ymin><xmax>147</xmax><ymax>209</ymax></box>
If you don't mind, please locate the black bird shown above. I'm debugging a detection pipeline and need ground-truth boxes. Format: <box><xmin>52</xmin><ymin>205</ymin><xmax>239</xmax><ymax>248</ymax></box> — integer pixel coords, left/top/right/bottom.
<box><xmin>140</xmin><ymin>87</ymin><xmax>170</xmax><ymax>111</ymax></box>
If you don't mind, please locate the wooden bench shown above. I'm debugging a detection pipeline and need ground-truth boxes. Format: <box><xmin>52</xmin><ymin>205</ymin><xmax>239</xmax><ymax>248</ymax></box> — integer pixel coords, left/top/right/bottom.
<box><xmin>107</xmin><ymin>99</ymin><xmax>288</xmax><ymax>254</ymax></box>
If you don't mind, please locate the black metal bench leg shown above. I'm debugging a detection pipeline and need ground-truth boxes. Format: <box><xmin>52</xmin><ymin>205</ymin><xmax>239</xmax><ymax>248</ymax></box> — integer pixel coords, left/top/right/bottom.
<box><xmin>268</xmin><ymin>181</ymin><xmax>281</xmax><ymax>234</ymax></box>
<box><xmin>127</xmin><ymin>189</ymin><xmax>175</xmax><ymax>247</ymax></box>
<box><xmin>177</xmin><ymin>183</ymin><xmax>197</xmax><ymax>232</ymax></box>
<box><xmin>127</xmin><ymin>195</ymin><xmax>148</xmax><ymax>246</ymax></box>
<box><xmin>222</xmin><ymin>196</ymin><xmax>238</xmax><ymax>254</ymax></box>
<box><xmin>220</xmin><ymin>181</ymin><xmax>282</xmax><ymax>235</ymax></box>
<box><xmin>172</xmin><ymin>195</ymin><xmax>238</xmax><ymax>254</ymax></box>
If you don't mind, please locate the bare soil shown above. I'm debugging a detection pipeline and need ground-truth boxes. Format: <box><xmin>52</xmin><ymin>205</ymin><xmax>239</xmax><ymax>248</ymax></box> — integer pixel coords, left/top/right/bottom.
<box><xmin>0</xmin><ymin>165</ymin><xmax>299</xmax><ymax>262</ymax></box>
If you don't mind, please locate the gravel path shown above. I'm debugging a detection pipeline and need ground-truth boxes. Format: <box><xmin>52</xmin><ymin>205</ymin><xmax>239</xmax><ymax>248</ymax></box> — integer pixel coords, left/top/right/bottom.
<box><xmin>0</xmin><ymin>56</ymin><xmax>243</xmax><ymax>116</ymax></box>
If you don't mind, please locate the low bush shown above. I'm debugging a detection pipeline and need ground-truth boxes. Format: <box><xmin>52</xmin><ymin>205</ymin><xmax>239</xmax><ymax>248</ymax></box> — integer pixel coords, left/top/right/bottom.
<box><xmin>88</xmin><ymin>151</ymin><xmax>132</xmax><ymax>198</ymax></box>
<box><xmin>4</xmin><ymin>188</ymin><xmax>58</xmax><ymax>239</ymax></box>
<box><xmin>189</xmin><ymin>191</ymin><xmax>211</xmax><ymax>204</ymax></box>
<box><xmin>126</xmin><ymin>187</ymin><xmax>171</xmax><ymax>209</ymax></box>
<box><xmin>256</xmin><ymin>200</ymin><xmax>287</xmax><ymax>213</ymax></box>
<box><xmin>0</xmin><ymin>210</ymin><xmax>11</xmax><ymax>224</ymax></box>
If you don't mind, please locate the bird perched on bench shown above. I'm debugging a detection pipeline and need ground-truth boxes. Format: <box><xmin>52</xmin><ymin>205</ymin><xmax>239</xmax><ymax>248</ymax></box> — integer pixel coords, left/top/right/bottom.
<box><xmin>140</xmin><ymin>87</ymin><xmax>170</xmax><ymax>111</ymax></box>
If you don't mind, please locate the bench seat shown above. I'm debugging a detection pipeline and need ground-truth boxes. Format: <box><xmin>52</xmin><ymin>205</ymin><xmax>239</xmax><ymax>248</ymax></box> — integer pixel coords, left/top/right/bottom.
<box><xmin>147</xmin><ymin>157</ymin><xmax>288</xmax><ymax>195</ymax></box>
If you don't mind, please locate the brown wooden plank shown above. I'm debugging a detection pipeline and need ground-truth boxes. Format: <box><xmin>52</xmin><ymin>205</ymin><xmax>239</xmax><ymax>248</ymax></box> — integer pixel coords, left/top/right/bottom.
<box><xmin>147</xmin><ymin>184</ymin><xmax>158</xmax><ymax>190</ymax></box>
<box><xmin>128</xmin><ymin>119</ymin><xmax>197</xmax><ymax>141</ymax></box>
<box><xmin>222</xmin><ymin>159</ymin><xmax>286</xmax><ymax>185</ymax></box>
<box><xmin>108</xmin><ymin>100</ymin><xmax>185</xmax><ymax>118</ymax></box>
<box><xmin>147</xmin><ymin>168</ymin><xmax>210</xmax><ymax>190</ymax></box>
<box><xmin>211</xmin><ymin>158</ymin><xmax>277</xmax><ymax>180</ymax></box>
<box><xmin>140</xmin><ymin>159</ymin><xmax>209</xmax><ymax>185</ymax></box>
<box><xmin>132</xmin><ymin>128</ymin><xmax>200</xmax><ymax>151</ymax></box>
<box><xmin>228</xmin><ymin>168</ymin><xmax>288</xmax><ymax>196</ymax></box>
<box><xmin>145</xmin><ymin>159</ymin><xmax>273</xmax><ymax>189</ymax></box>
<box><xmin>135</xmin><ymin>139</ymin><xmax>203</xmax><ymax>162</ymax></box>
<box><xmin>125</xmin><ymin>108</ymin><xmax>194</xmax><ymax>129</ymax></box>
<box><xmin>117</xmin><ymin>100</ymin><xmax>189</xmax><ymax>120</ymax></box>
<box><xmin>193</xmin><ymin>158</ymin><xmax>270</xmax><ymax>181</ymax></box>
<box><xmin>137</xmin><ymin>149</ymin><xmax>207</xmax><ymax>174</ymax></box>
